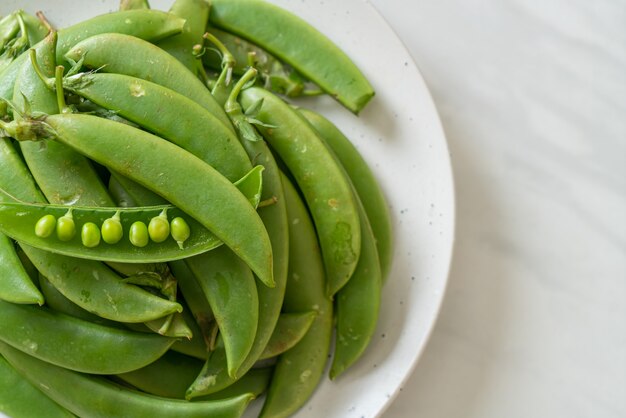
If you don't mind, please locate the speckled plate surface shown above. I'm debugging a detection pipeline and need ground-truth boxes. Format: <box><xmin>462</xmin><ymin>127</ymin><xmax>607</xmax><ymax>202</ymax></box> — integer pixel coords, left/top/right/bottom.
<box><xmin>0</xmin><ymin>1</ymin><xmax>455</xmax><ymax>417</ymax></box>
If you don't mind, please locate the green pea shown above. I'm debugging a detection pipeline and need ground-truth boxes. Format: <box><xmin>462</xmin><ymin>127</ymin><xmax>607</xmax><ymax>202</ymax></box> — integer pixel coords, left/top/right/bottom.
<box><xmin>148</xmin><ymin>209</ymin><xmax>170</xmax><ymax>243</ymax></box>
<box><xmin>56</xmin><ymin>209</ymin><xmax>75</xmax><ymax>242</ymax></box>
<box><xmin>101</xmin><ymin>211</ymin><xmax>123</xmax><ymax>244</ymax></box>
<box><xmin>170</xmin><ymin>217</ymin><xmax>190</xmax><ymax>249</ymax></box>
<box><xmin>35</xmin><ymin>214</ymin><xmax>56</xmax><ymax>238</ymax></box>
<box><xmin>129</xmin><ymin>221</ymin><xmax>149</xmax><ymax>248</ymax></box>
<box><xmin>81</xmin><ymin>222</ymin><xmax>101</xmax><ymax>248</ymax></box>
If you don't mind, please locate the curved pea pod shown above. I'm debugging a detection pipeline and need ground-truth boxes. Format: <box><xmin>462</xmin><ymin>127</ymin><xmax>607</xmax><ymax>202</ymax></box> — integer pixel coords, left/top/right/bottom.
<box><xmin>209</xmin><ymin>0</ymin><xmax>374</xmax><ymax>113</ymax></box>
<box><xmin>65</xmin><ymin>33</ymin><xmax>233</xmax><ymax>131</ymax></box>
<box><xmin>240</xmin><ymin>87</ymin><xmax>361</xmax><ymax>296</ymax></box>
<box><xmin>20</xmin><ymin>244</ymin><xmax>182</xmax><ymax>323</ymax></box>
<box><xmin>0</xmin><ymin>9</ymin><xmax>186</xmax><ymax>101</ymax></box>
<box><xmin>259</xmin><ymin>311</ymin><xmax>317</xmax><ymax>360</ymax></box>
<box><xmin>0</xmin><ymin>355</ymin><xmax>74</xmax><ymax>418</ymax></box>
<box><xmin>0</xmin><ymin>139</ymin><xmax>44</xmax><ymax>305</ymax></box>
<box><xmin>117</xmin><ymin>350</ymin><xmax>271</xmax><ymax>400</ymax></box>
<box><xmin>187</xmin><ymin>118</ymin><xmax>288</xmax><ymax>398</ymax></box>
<box><xmin>259</xmin><ymin>173</ymin><xmax>333</xmax><ymax>418</ymax></box>
<box><xmin>0</xmin><ymin>299</ymin><xmax>174</xmax><ymax>374</ymax></box>
<box><xmin>330</xmin><ymin>195</ymin><xmax>382</xmax><ymax>379</ymax></box>
<box><xmin>299</xmin><ymin>108</ymin><xmax>393</xmax><ymax>282</ymax></box>
<box><xmin>0</xmin><ymin>341</ymin><xmax>255</xmax><ymax>418</ymax></box>
<box><xmin>157</xmin><ymin>0</ymin><xmax>209</xmax><ymax>75</ymax></box>
<box><xmin>186</xmin><ymin>247</ymin><xmax>259</xmax><ymax>378</ymax></box>
<box><xmin>4</xmin><ymin>114</ymin><xmax>274</xmax><ymax>287</ymax></box>
<box><xmin>0</xmin><ymin>233</ymin><xmax>43</xmax><ymax>305</ymax></box>
<box><xmin>62</xmin><ymin>72</ymin><xmax>252</xmax><ymax>182</ymax></box>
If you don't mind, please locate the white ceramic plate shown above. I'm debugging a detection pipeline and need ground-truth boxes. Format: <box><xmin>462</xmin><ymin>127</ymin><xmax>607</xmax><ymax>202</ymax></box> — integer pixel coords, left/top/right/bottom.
<box><xmin>0</xmin><ymin>1</ymin><xmax>455</xmax><ymax>417</ymax></box>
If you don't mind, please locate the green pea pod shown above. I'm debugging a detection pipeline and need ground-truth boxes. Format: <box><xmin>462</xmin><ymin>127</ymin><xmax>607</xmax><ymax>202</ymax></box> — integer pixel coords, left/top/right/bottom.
<box><xmin>21</xmin><ymin>244</ymin><xmax>182</xmax><ymax>323</ymax></box>
<box><xmin>240</xmin><ymin>87</ymin><xmax>361</xmax><ymax>296</ymax></box>
<box><xmin>187</xmin><ymin>106</ymin><xmax>288</xmax><ymax>398</ymax></box>
<box><xmin>1</xmin><ymin>10</ymin><xmax>186</xmax><ymax>101</ymax></box>
<box><xmin>299</xmin><ymin>108</ymin><xmax>393</xmax><ymax>282</ymax></box>
<box><xmin>171</xmin><ymin>302</ymin><xmax>211</xmax><ymax>360</ymax></box>
<box><xmin>0</xmin><ymin>233</ymin><xmax>43</xmax><ymax>304</ymax></box>
<box><xmin>59</xmin><ymin>72</ymin><xmax>251</xmax><ymax>182</ymax></box>
<box><xmin>0</xmin><ymin>341</ymin><xmax>255</xmax><ymax>418</ymax></box>
<box><xmin>0</xmin><ymin>354</ymin><xmax>73</xmax><ymax>418</ymax></box>
<box><xmin>209</xmin><ymin>0</ymin><xmax>374</xmax><ymax>113</ymax></box>
<box><xmin>0</xmin><ymin>164</ymin><xmax>264</xmax><ymax>261</ymax></box>
<box><xmin>170</xmin><ymin>259</ymin><xmax>216</xmax><ymax>351</ymax></box>
<box><xmin>297</xmin><ymin>111</ymin><xmax>383</xmax><ymax>378</ymax></box>
<box><xmin>157</xmin><ymin>0</ymin><xmax>209</xmax><ymax>76</ymax></box>
<box><xmin>259</xmin><ymin>311</ymin><xmax>317</xmax><ymax>360</ymax></box>
<box><xmin>3</xmin><ymin>114</ymin><xmax>274</xmax><ymax>287</ymax></box>
<box><xmin>259</xmin><ymin>173</ymin><xmax>334</xmax><ymax>418</ymax></box>
<box><xmin>0</xmin><ymin>299</ymin><xmax>174</xmax><ymax>374</ymax></box>
<box><xmin>65</xmin><ymin>33</ymin><xmax>233</xmax><ymax>131</ymax></box>
<box><xmin>117</xmin><ymin>350</ymin><xmax>271</xmax><ymax>400</ymax></box>
<box><xmin>21</xmin><ymin>11</ymin><xmax>49</xmax><ymax>47</ymax></box>
<box><xmin>120</xmin><ymin>0</ymin><xmax>151</xmax><ymax>10</ymax></box>
<box><xmin>108</xmin><ymin>174</ymin><xmax>140</xmax><ymax>207</ymax></box>
<box><xmin>0</xmin><ymin>13</ymin><xmax>20</xmax><ymax>52</ymax></box>
<box><xmin>185</xmin><ymin>247</ymin><xmax>259</xmax><ymax>378</ymax></box>
<box><xmin>0</xmin><ymin>201</ymin><xmax>223</xmax><ymax>262</ymax></box>
<box><xmin>0</xmin><ymin>139</ymin><xmax>43</xmax><ymax>305</ymax></box>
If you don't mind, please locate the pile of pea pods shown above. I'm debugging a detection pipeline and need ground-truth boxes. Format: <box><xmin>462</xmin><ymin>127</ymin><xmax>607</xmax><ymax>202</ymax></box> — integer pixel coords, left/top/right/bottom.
<box><xmin>0</xmin><ymin>0</ymin><xmax>393</xmax><ymax>417</ymax></box>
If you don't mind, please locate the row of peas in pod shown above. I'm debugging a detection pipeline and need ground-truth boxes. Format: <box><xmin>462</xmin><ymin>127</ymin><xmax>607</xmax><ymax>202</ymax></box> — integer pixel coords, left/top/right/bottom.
<box><xmin>0</xmin><ymin>0</ymin><xmax>393</xmax><ymax>417</ymax></box>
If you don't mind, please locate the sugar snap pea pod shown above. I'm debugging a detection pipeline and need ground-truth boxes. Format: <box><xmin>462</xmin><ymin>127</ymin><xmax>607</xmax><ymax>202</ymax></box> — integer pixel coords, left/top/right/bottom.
<box><xmin>240</xmin><ymin>87</ymin><xmax>361</xmax><ymax>296</ymax></box>
<box><xmin>3</xmin><ymin>114</ymin><xmax>275</xmax><ymax>286</ymax></box>
<box><xmin>0</xmin><ymin>299</ymin><xmax>174</xmax><ymax>374</ymax></box>
<box><xmin>65</xmin><ymin>33</ymin><xmax>234</xmax><ymax>131</ymax></box>
<box><xmin>260</xmin><ymin>173</ymin><xmax>333</xmax><ymax>418</ymax></box>
<box><xmin>330</xmin><ymin>197</ymin><xmax>382</xmax><ymax>379</ymax></box>
<box><xmin>259</xmin><ymin>311</ymin><xmax>316</xmax><ymax>360</ymax></box>
<box><xmin>0</xmin><ymin>13</ymin><xmax>29</xmax><ymax>74</ymax></box>
<box><xmin>185</xmin><ymin>247</ymin><xmax>259</xmax><ymax>378</ymax></box>
<box><xmin>21</xmin><ymin>11</ymin><xmax>49</xmax><ymax>46</ymax></box>
<box><xmin>108</xmin><ymin>174</ymin><xmax>139</xmax><ymax>207</ymax></box>
<box><xmin>0</xmin><ymin>200</ymin><xmax>224</xmax><ymax>263</ymax></box>
<box><xmin>14</xmin><ymin>32</ymin><xmax>115</xmax><ymax>207</ymax></box>
<box><xmin>0</xmin><ymin>354</ymin><xmax>74</xmax><ymax>418</ymax></box>
<box><xmin>0</xmin><ymin>341</ymin><xmax>255</xmax><ymax>418</ymax></box>
<box><xmin>58</xmin><ymin>72</ymin><xmax>252</xmax><ymax>182</ymax></box>
<box><xmin>120</xmin><ymin>0</ymin><xmax>151</xmax><ymax>10</ymax></box>
<box><xmin>296</xmin><ymin>112</ymin><xmax>383</xmax><ymax>378</ymax></box>
<box><xmin>0</xmin><ymin>162</ymin><xmax>265</xmax><ymax>261</ymax></box>
<box><xmin>170</xmin><ymin>259</ymin><xmax>216</xmax><ymax>351</ymax></box>
<box><xmin>20</xmin><ymin>244</ymin><xmax>182</xmax><ymax>323</ymax></box>
<box><xmin>0</xmin><ymin>9</ymin><xmax>186</xmax><ymax>101</ymax></box>
<box><xmin>0</xmin><ymin>139</ymin><xmax>43</xmax><ymax>305</ymax></box>
<box><xmin>300</xmin><ymin>108</ymin><xmax>393</xmax><ymax>282</ymax></box>
<box><xmin>157</xmin><ymin>0</ymin><xmax>209</xmax><ymax>76</ymax></box>
<box><xmin>0</xmin><ymin>233</ymin><xmax>43</xmax><ymax>304</ymax></box>
<box><xmin>187</xmin><ymin>88</ymin><xmax>289</xmax><ymax>397</ymax></box>
<box><xmin>117</xmin><ymin>350</ymin><xmax>271</xmax><ymax>400</ymax></box>
<box><xmin>209</xmin><ymin>0</ymin><xmax>374</xmax><ymax>113</ymax></box>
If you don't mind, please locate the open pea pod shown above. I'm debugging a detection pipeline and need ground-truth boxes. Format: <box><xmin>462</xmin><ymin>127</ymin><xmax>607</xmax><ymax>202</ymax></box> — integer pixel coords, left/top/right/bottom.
<box><xmin>0</xmin><ymin>166</ymin><xmax>264</xmax><ymax>263</ymax></box>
